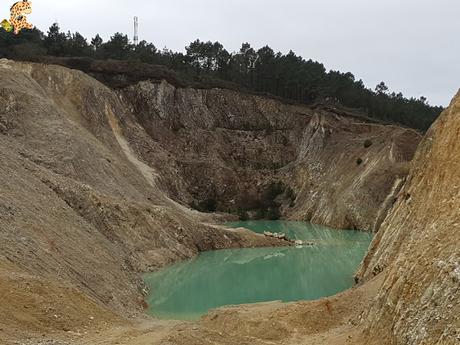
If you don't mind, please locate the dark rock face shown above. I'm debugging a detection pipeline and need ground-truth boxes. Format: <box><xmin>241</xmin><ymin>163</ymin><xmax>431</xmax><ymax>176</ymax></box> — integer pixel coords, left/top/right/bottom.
<box><xmin>19</xmin><ymin>57</ymin><xmax>421</xmax><ymax>230</ymax></box>
<box><xmin>121</xmin><ymin>80</ymin><xmax>420</xmax><ymax>230</ymax></box>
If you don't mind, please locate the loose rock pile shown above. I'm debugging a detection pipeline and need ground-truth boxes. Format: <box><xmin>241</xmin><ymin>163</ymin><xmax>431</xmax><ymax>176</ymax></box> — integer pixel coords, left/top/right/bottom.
<box><xmin>263</xmin><ymin>231</ymin><xmax>315</xmax><ymax>246</ymax></box>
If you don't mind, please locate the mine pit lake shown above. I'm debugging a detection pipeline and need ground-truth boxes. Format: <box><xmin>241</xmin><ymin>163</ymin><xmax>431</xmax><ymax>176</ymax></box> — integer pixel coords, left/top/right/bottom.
<box><xmin>144</xmin><ymin>221</ymin><xmax>373</xmax><ymax>321</ymax></box>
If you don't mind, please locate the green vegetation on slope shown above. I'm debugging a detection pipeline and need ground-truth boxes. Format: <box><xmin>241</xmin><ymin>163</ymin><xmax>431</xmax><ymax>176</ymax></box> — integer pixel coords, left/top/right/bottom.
<box><xmin>190</xmin><ymin>181</ymin><xmax>296</xmax><ymax>221</ymax></box>
<box><xmin>0</xmin><ymin>24</ymin><xmax>443</xmax><ymax>130</ymax></box>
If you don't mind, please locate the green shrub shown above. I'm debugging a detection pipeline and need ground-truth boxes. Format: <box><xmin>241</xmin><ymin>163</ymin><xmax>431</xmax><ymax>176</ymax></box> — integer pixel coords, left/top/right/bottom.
<box><xmin>266</xmin><ymin>207</ymin><xmax>280</xmax><ymax>220</ymax></box>
<box><xmin>255</xmin><ymin>208</ymin><xmax>266</xmax><ymax>220</ymax></box>
<box><xmin>237</xmin><ymin>208</ymin><xmax>249</xmax><ymax>221</ymax></box>
<box><xmin>265</xmin><ymin>181</ymin><xmax>285</xmax><ymax>201</ymax></box>
<box><xmin>190</xmin><ymin>198</ymin><xmax>217</xmax><ymax>213</ymax></box>
<box><xmin>190</xmin><ymin>201</ymin><xmax>199</xmax><ymax>210</ymax></box>
<box><xmin>200</xmin><ymin>198</ymin><xmax>217</xmax><ymax>212</ymax></box>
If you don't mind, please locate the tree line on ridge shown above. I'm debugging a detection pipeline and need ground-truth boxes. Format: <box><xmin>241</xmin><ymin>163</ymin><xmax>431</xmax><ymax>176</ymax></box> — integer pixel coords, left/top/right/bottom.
<box><xmin>0</xmin><ymin>24</ymin><xmax>443</xmax><ymax>131</ymax></box>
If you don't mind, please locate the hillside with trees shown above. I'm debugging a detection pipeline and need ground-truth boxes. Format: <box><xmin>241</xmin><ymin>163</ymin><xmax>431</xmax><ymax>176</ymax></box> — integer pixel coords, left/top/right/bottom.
<box><xmin>0</xmin><ymin>24</ymin><xmax>443</xmax><ymax>130</ymax></box>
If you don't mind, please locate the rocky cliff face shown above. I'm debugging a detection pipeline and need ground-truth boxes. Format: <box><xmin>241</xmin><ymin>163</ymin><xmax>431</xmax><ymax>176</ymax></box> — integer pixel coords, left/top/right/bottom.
<box><xmin>0</xmin><ymin>59</ymin><xmax>286</xmax><ymax>336</ymax></box>
<box><xmin>288</xmin><ymin>113</ymin><xmax>419</xmax><ymax>230</ymax></box>
<box><xmin>121</xmin><ymin>80</ymin><xmax>420</xmax><ymax>230</ymax></box>
<box><xmin>356</xmin><ymin>92</ymin><xmax>460</xmax><ymax>344</ymax></box>
<box><xmin>0</xmin><ymin>59</ymin><xmax>426</xmax><ymax>343</ymax></box>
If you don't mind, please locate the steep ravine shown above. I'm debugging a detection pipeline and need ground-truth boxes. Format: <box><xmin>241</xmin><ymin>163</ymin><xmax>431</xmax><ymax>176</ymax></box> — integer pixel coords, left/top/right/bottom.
<box><xmin>0</xmin><ymin>59</ymin><xmax>287</xmax><ymax>340</ymax></box>
<box><xmin>1</xmin><ymin>58</ymin><xmax>450</xmax><ymax>345</ymax></box>
<box><xmin>96</xmin><ymin>86</ymin><xmax>459</xmax><ymax>345</ymax></box>
<box><xmin>121</xmin><ymin>79</ymin><xmax>420</xmax><ymax>231</ymax></box>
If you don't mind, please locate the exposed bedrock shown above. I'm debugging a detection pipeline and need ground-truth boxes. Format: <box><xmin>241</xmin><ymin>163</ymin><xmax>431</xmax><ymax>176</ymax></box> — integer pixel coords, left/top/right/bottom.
<box><xmin>356</xmin><ymin>91</ymin><xmax>460</xmax><ymax>345</ymax></box>
<box><xmin>122</xmin><ymin>79</ymin><xmax>420</xmax><ymax>230</ymax></box>
<box><xmin>0</xmin><ymin>59</ymin><xmax>431</xmax><ymax>343</ymax></box>
<box><xmin>0</xmin><ymin>60</ymin><xmax>286</xmax><ymax>327</ymax></box>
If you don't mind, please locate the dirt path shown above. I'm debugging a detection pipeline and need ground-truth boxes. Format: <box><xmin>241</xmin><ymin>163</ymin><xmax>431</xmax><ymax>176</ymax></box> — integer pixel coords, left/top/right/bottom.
<box><xmin>80</xmin><ymin>275</ymin><xmax>383</xmax><ymax>345</ymax></box>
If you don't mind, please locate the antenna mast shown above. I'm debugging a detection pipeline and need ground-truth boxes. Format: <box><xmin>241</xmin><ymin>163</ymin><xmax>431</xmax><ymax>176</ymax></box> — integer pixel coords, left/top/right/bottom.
<box><xmin>134</xmin><ymin>16</ymin><xmax>139</xmax><ymax>45</ymax></box>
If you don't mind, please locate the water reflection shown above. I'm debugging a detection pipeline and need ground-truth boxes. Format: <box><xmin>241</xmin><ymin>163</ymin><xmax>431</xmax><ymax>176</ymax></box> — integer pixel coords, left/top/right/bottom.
<box><xmin>144</xmin><ymin>221</ymin><xmax>372</xmax><ymax>321</ymax></box>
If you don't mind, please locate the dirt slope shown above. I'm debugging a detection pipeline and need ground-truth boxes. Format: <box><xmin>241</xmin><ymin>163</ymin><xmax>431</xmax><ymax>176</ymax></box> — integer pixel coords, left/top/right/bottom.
<box><xmin>0</xmin><ymin>58</ymin><xmax>434</xmax><ymax>345</ymax></box>
<box><xmin>0</xmin><ymin>59</ymin><xmax>286</xmax><ymax>342</ymax></box>
<box><xmin>355</xmin><ymin>91</ymin><xmax>460</xmax><ymax>344</ymax></box>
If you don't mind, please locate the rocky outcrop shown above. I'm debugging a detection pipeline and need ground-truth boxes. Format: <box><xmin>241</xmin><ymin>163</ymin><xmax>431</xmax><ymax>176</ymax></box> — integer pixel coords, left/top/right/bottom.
<box><xmin>0</xmin><ymin>59</ymin><xmax>286</xmax><ymax>328</ymax></box>
<box><xmin>121</xmin><ymin>80</ymin><xmax>420</xmax><ymax>231</ymax></box>
<box><xmin>5</xmin><ymin>58</ymin><xmax>420</xmax><ymax>231</ymax></box>
<box><xmin>288</xmin><ymin>113</ymin><xmax>419</xmax><ymax>230</ymax></box>
<box><xmin>356</xmin><ymin>91</ymin><xmax>460</xmax><ymax>344</ymax></box>
<box><xmin>0</xmin><ymin>59</ymin><xmax>428</xmax><ymax>343</ymax></box>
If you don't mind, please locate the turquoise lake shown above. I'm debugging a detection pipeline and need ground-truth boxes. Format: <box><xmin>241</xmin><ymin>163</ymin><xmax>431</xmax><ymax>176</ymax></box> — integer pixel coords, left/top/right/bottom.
<box><xmin>144</xmin><ymin>221</ymin><xmax>372</xmax><ymax>321</ymax></box>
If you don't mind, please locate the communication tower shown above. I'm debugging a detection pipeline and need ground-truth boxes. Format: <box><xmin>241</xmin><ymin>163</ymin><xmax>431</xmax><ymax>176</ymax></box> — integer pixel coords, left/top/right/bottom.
<box><xmin>134</xmin><ymin>16</ymin><xmax>139</xmax><ymax>45</ymax></box>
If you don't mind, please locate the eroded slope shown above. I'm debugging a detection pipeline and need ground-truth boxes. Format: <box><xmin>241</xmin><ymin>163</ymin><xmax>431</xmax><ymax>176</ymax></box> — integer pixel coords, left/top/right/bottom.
<box><xmin>121</xmin><ymin>80</ymin><xmax>420</xmax><ymax>230</ymax></box>
<box><xmin>0</xmin><ymin>59</ymin><xmax>285</xmax><ymax>340</ymax></box>
<box><xmin>357</xmin><ymin>91</ymin><xmax>460</xmax><ymax>344</ymax></box>
<box><xmin>0</xmin><ymin>59</ymin><xmax>430</xmax><ymax>344</ymax></box>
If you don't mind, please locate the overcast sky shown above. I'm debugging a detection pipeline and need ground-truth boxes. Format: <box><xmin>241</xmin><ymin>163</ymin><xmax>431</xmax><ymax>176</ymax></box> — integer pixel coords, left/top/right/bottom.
<box><xmin>20</xmin><ymin>0</ymin><xmax>459</xmax><ymax>106</ymax></box>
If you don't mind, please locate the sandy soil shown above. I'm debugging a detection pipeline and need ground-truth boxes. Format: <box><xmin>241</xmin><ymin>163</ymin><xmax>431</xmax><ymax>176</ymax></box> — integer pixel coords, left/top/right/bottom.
<box><xmin>70</xmin><ymin>276</ymin><xmax>383</xmax><ymax>345</ymax></box>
